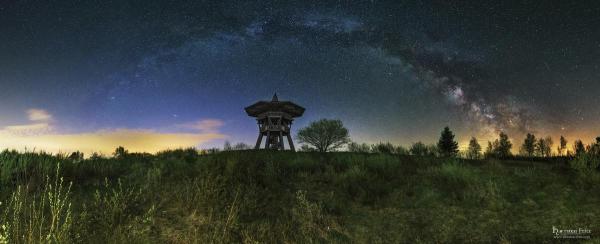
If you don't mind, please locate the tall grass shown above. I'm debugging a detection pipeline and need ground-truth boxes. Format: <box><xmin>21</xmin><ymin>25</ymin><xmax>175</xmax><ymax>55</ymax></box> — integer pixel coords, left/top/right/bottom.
<box><xmin>0</xmin><ymin>164</ymin><xmax>73</xmax><ymax>243</ymax></box>
<box><xmin>0</xmin><ymin>149</ymin><xmax>598</xmax><ymax>242</ymax></box>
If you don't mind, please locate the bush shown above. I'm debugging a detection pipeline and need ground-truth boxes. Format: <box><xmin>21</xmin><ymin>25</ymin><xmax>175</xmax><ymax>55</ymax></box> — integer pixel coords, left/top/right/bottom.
<box><xmin>569</xmin><ymin>153</ymin><xmax>600</xmax><ymax>188</ymax></box>
<box><xmin>428</xmin><ymin>160</ymin><xmax>479</xmax><ymax>200</ymax></box>
<box><xmin>347</xmin><ymin>142</ymin><xmax>371</xmax><ymax>153</ymax></box>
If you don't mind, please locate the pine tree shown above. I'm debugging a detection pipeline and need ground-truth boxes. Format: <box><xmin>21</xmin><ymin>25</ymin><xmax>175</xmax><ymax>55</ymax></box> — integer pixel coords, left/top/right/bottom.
<box><xmin>437</xmin><ymin>126</ymin><xmax>459</xmax><ymax>157</ymax></box>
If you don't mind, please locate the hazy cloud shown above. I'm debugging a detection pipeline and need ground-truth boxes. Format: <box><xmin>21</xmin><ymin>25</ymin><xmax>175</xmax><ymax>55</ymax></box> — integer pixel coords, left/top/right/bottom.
<box><xmin>0</xmin><ymin>110</ymin><xmax>226</xmax><ymax>155</ymax></box>
<box><xmin>3</xmin><ymin>123</ymin><xmax>52</xmax><ymax>136</ymax></box>
<box><xmin>27</xmin><ymin>108</ymin><xmax>52</xmax><ymax>121</ymax></box>
<box><xmin>178</xmin><ymin>119</ymin><xmax>225</xmax><ymax>133</ymax></box>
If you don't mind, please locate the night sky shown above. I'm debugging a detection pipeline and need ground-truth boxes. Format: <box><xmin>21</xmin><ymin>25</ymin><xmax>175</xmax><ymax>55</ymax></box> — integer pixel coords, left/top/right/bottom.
<box><xmin>1</xmin><ymin>1</ymin><xmax>599</xmax><ymax>154</ymax></box>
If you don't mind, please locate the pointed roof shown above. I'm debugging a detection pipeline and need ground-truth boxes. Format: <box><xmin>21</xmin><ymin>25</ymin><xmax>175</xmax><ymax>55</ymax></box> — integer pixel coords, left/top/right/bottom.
<box><xmin>245</xmin><ymin>94</ymin><xmax>305</xmax><ymax>118</ymax></box>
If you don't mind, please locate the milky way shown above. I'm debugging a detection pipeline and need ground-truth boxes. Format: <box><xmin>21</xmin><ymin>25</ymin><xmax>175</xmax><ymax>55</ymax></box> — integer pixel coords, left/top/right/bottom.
<box><xmin>0</xmin><ymin>1</ymin><xmax>599</xmax><ymax>152</ymax></box>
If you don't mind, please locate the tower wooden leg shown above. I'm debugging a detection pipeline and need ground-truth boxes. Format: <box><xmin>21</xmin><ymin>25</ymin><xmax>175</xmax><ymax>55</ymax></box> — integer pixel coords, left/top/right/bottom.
<box><xmin>265</xmin><ymin>131</ymin><xmax>271</xmax><ymax>149</ymax></box>
<box><xmin>254</xmin><ymin>133</ymin><xmax>263</xmax><ymax>149</ymax></box>
<box><xmin>279</xmin><ymin>132</ymin><xmax>284</xmax><ymax>150</ymax></box>
<box><xmin>287</xmin><ymin>134</ymin><xmax>295</xmax><ymax>152</ymax></box>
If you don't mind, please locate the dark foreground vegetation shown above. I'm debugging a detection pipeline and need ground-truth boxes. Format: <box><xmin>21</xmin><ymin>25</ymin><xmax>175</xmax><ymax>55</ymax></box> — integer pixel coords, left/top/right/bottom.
<box><xmin>1</xmin><ymin>149</ymin><xmax>599</xmax><ymax>243</ymax></box>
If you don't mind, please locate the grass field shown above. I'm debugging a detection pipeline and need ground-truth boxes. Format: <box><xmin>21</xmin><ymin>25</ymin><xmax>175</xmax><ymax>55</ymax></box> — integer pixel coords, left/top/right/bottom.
<box><xmin>0</xmin><ymin>149</ymin><xmax>599</xmax><ymax>243</ymax></box>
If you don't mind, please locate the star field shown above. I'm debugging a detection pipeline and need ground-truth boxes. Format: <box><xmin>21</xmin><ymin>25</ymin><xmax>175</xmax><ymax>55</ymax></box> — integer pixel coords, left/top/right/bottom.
<box><xmin>0</xmin><ymin>0</ymin><xmax>599</xmax><ymax>153</ymax></box>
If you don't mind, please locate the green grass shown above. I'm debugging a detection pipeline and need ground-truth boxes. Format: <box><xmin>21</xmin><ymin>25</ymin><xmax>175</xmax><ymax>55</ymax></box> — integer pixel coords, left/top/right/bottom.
<box><xmin>0</xmin><ymin>149</ymin><xmax>599</xmax><ymax>243</ymax></box>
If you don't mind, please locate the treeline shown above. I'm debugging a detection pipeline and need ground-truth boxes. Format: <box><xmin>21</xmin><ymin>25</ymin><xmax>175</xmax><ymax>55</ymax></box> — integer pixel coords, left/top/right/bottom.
<box><xmin>348</xmin><ymin>126</ymin><xmax>600</xmax><ymax>161</ymax></box>
<box><xmin>348</xmin><ymin>141</ymin><xmax>436</xmax><ymax>156</ymax></box>
<box><xmin>347</xmin><ymin>127</ymin><xmax>462</xmax><ymax>157</ymax></box>
<box><xmin>64</xmin><ymin>120</ymin><xmax>599</xmax><ymax>165</ymax></box>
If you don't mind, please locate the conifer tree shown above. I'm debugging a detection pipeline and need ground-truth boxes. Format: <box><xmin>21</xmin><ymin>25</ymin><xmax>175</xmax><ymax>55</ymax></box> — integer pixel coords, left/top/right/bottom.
<box><xmin>437</xmin><ymin>126</ymin><xmax>459</xmax><ymax>157</ymax></box>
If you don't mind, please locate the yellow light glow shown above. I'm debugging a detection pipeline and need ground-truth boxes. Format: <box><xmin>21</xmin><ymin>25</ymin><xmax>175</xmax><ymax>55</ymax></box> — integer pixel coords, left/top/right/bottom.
<box><xmin>0</xmin><ymin>109</ymin><xmax>226</xmax><ymax>156</ymax></box>
<box><xmin>0</xmin><ymin>129</ymin><xmax>225</xmax><ymax>156</ymax></box>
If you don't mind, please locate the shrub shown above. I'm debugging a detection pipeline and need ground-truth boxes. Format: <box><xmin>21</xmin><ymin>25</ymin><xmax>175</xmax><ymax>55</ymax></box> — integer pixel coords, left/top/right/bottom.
<box><xmin>429</xmin><ymin>160</ymin><xmax>479</xmax><ymax>200</ymax></box>
<box><xmin>371</xmin><ymin>142</ymin><xmax>396</xmax><ymax>154</ymax></box>
<box><xmin>410</xmin><ymin>142</ymin><xmax>428</xmax><ymax>156</ymax></box>
<box><xmin>347</xmin><ymin>142</ymin><xmax>371</xmax><ymax>153</ymax></box>
<box><xmin>569</xmin><ymin>153</ymin><xmax>600</xmax><ymax>188</ymax></box>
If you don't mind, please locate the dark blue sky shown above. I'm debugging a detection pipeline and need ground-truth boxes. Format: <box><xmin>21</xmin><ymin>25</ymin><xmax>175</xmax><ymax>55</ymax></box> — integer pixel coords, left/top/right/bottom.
<box><xmin>1</xmin><ymin>1</ymin><xmax>599</xmax><ymax>153</ymax></box>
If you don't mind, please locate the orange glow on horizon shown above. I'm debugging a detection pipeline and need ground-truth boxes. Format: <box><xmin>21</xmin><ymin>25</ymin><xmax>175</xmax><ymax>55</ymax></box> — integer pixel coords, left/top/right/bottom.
<box><xmin>0</xmin><ymin>109</ymin><xmax>227</xmax><ymax>156</ymax></box>
<box><xmin>0</xmin><ymin>129</ymin><xmax>225</xmax><ymax>156</ymax></box>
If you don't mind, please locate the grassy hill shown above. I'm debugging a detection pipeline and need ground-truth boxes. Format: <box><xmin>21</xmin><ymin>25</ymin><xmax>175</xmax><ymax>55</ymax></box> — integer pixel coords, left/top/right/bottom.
<box><xmin>0</xmin><ymin>150</ymin><xmax>598</xmax><ymax>243</ymax></box>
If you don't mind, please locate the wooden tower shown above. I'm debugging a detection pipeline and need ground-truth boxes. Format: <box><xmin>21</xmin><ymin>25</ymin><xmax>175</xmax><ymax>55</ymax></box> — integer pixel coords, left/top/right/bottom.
<box><xmin>245</xmin><ymin>94</ymin><xmax>305</xmax><ymax>151</ymax></box>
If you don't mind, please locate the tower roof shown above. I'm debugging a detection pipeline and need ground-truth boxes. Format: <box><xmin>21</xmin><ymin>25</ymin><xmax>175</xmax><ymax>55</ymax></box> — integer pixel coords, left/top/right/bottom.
<box><xmin>245</xmin><ymin>94</ymin><xmax>305</xmax><ymax>117</ymax></box>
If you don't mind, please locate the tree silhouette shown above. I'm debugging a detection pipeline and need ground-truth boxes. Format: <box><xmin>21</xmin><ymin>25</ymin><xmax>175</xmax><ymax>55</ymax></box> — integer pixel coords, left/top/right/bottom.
<box><xmin>410</xmin><ymin>141</ymin><xmax>428</xmax><ymax>156</ymax></box>
<box><xmin>348</xmin><ymin>142</ymin><xmax>371</xmax><ymax>153</ymax></box>
<box><xmin>437</xmin><ymin>126</ymin><xmax>459</xmax><ymax>157</ymax></box>
<box><xmin>297</xmin><ymin>119</ymin><xmax>350</xmax><ymax>152</ymax></box>
<box><xmin>536</xmin><ymin>136</ymin><xmax>553</xmax><ymax>157</ymax></box>
<box><xmin>223</xmin><ymin>141</ymin><xmax>232</xmax><ymax>151</ymax></box>
<box><xmin>426</xmin><ymin>144</ymin><xmax>440</xmax><ymax>157</ymax></box>
<box><xmin>114</xmin><ymin>146</ymin><xmax>128</xmax><ymax>159</ymax></box>
<box><xmin>90</xmin><ymin>152</ymin><xmax>102</xmax><ymax>160</ymax></box>
<box><xmin>371</xmin><ymin>142</ymin><xmax>396</xmax><ymax>154</ymax></box>
<box><xmin>494</xmin><ymin>132</ymin><xmax>512</xmax><ymax>158</ymax></box>
<box><xmin>484</xmin><ymin>141</ymin><xmax>494</xmax><ymax>158</ymax></box>
<box><xmin>395</xmin><ymin>145</ymin><xmax>410</xmax><ymax>155</ymax></box>
<box><xmin>589</xmin><ymin>137</ymin><xmax>600</xmax><ymax>156</ymax></box>
<box><xmin>69</xmin><ymin>151</ymin><xmax>84</xmax><ymax>161</ymax></box>
<box><xmin>233</xmin><ymin>142</ymin><xmax>250</xmax><ymax>150</ymax></box>
<box><xmin>466</xmin><ymin>137</ymin><xmax>481</xmax><ymax>159</ymax></box>
<box><xmin>558</xmin><ymin>136</ymin><xmax>567</xmax><ymax>156</ymax></box>
<box><xmin>573</xmin><ymin>139</ymin><xmax>586</xmax><ymax>156</ymax></box>
<box><xmin>520</xmin><ymin>133</ymin><xmax>536</xmax><ymax>157</ymax></box>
